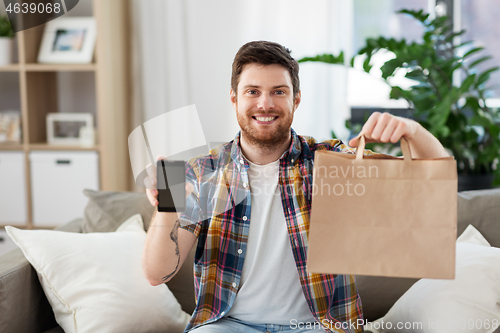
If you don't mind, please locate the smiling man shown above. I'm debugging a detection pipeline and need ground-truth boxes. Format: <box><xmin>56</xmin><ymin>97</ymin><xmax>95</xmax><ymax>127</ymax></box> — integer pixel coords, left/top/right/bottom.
<box><xmin>142</xmin><ymin>41</ymin><xmax>448</xmax><ymax>333</ymax></box>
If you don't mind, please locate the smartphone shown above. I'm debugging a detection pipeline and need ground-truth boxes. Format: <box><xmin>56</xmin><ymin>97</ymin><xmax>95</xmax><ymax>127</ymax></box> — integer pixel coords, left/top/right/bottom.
<box><xmin>157</xmin><ymin>160</ymin><xmax>186</xmax><ymax>212</ymax></box>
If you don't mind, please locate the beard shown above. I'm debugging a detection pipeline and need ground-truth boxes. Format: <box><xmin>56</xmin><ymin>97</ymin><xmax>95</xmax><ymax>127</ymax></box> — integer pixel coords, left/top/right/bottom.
<box><xmin>236</xmin><ymin>108</ymin><xmax>293</xmax><ymax>150</ymax></box>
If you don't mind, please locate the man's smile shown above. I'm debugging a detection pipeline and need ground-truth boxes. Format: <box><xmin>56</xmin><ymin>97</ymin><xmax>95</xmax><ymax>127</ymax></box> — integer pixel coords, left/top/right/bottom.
<box><xmin>252</xmin><ymin>115</ymin><xmax>279</xmax><ymax>124</ymax></box>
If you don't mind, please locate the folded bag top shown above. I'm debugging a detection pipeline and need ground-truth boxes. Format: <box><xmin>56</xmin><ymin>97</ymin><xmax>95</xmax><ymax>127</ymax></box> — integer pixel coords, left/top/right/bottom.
<box><xmin>307</xmin><ymin>135</ymin><xmax>457</xmax><ymax>279</ymax></box>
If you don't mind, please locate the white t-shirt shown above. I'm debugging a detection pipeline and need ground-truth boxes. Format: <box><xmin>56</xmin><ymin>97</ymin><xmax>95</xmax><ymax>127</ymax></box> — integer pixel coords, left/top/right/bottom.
<box><xmin>226</xmin><ymin>158</ymin><xmax>316</xmax><ymax>325</ymax></box>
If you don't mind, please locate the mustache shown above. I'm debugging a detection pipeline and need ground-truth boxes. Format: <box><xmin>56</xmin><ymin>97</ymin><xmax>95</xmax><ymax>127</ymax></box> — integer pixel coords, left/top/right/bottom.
<box><xmin>250</xmin><ymin>111</ymin><xmax>281</xmax><ymax>116</ymax></box>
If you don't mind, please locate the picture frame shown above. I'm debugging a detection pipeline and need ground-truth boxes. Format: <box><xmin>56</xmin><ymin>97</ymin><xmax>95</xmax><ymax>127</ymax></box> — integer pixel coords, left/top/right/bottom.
<box><xmin>0</xmin><ymin>111</ymin><xmax>22</xmax><ymax>144</ymax></box>
<box><xmin>37</xmin><ymin>17</ymin><xmax>96</xmax><ymax>64</ymax></box>
<box><xmin>46</xmin><ymin>113</ymin><xmax>94</xmax><ymax>145</ymax></box>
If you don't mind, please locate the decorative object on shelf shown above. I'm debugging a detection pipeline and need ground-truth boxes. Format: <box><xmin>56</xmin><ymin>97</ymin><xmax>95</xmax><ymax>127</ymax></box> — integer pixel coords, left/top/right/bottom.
<box><xmin>79</xmin><ymin>125</ymin><xmax>96</xmax><ymax>147</ymax></box>
<box><xmin>299</xmin><ymin>9</ymin><xmax>500</xmax><ymax>188</ymax></box>
<box><xmin>37</xmin><ymin>17</ymin><xmax>96</xmax><ymax>64</ymax></box>
<box><xmin>0</xmin><ymin>15</ymin><xmax>15</xmax><ymax>66</ymax></box>
<box><xmin>46</xmin><ymin>112</ymin><xmax>94</xmax><ymax>146</ymax></box>
<box><xmin>0</xmin><ymin>111</ymin><xmax>21</xmax><ymax>143</ymax></box>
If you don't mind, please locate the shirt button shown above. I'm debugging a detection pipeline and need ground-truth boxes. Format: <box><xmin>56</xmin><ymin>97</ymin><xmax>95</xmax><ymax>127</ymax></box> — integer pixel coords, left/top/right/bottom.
<box><xmin>237</xmin><ymin>249</ymin><xmax>243</xmax><ymax>254</ymax></box>
<box><xmin>243</xmin><ymin>182</ymin><xmax>249</xmax><ymax>188</ymax></box>
<box><xmin>240</xmin><ymin>159</ymin><xmax>244</xmax><ymax>164</ymax></box>
<box><xmin>232</xmin><ymin>282</ymin><xmax>237</xmax><ymax>288</ymax></box>
<box><xmin>242</xmin><ymin>216</ymin><xmax>248</xmax><ymax>221</ymax></box>
<box><xmin>291</xmin><ymin>159</ymin><xmax>294</xmax><ymax>163</ymax></box>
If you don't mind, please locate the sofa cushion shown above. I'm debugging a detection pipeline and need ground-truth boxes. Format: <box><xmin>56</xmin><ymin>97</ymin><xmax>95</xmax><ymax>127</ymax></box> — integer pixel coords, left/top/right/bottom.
<box><xmin>0</xmin><ymin>219</ymin><xmax>82</xmax><ymax>333</ymax></box>
<box><xmin>82</xmin><ymin>189</ymin><xmax>155</xmax><ymax>232</ymax></box>
<box><xmin>81</xmin><ymin>189</ymin><xmax>196</xmax><ymax>314</ymax></box>
<box><xmin>0</xmin><ymin>248</ymin><xmax>58</xmax><ymax>333</ymax></box>
<box><xmin>6</xmin><ymin>214</ymin><xmax>190</xmax><ymax>333</ymax></box>
<box><xmin>366</xmin><ymin>226</ymin><xmax>500</xmax><ymax>333</ymax></box>
<box><xmin>457</xmin><ymin>188</ymin><xmax>500</xmax><ymax>247</ymax></box>
<box><xmin>357</xmin><ymin>188</ymin><xmax>500</xmax><ymax>321</ymax></box>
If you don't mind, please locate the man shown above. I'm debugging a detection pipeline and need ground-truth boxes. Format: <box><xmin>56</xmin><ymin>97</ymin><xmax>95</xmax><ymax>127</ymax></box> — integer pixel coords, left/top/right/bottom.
<box><xmin>142</xmin><ymin>41</ymin><xmax>448</xmax><ymax>333</ymax></box>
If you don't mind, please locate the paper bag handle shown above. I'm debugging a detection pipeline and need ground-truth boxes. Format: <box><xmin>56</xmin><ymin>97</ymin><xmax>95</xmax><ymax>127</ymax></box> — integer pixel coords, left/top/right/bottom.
<box><xmin>355</xmin><ymin>135</ymin><xmax>412</xmax><ymax>161</ymax></box>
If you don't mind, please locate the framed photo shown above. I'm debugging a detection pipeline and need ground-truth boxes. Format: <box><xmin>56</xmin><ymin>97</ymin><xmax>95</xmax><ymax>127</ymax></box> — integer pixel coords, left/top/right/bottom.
<box><xmin>37</xmin><ymin>17</ymin><xmax>96</xmax><ymax>64</ymax></box>
<box><xmin>0</xmin><ymin>111</ymin><xmax>21</xmax><ymax>143</ymax></box>
<box><xmin>47</xmin><ymin>113</ymin><xmax>94</xmax><ymax>145</ymax></box>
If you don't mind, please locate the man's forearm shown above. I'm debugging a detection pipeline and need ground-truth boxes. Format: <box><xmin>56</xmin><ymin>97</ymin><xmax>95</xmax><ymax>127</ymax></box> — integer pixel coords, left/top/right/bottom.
<box><xmin>407</xmin><ymin>123</ymin><xmax>449</xmax><ymax>159</ymax></box>
<box><xmin>142</xmin><ymin>209</ymin><xmax>181</xmax><ymax>285</ymax></box>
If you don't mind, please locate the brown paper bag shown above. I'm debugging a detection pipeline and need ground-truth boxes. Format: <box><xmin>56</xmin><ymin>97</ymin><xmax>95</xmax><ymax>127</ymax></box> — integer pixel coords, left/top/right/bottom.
<box><xmin>307</xmin><ymin>136</ymin><xmax>457</xmax><ymax>279</ymax></box>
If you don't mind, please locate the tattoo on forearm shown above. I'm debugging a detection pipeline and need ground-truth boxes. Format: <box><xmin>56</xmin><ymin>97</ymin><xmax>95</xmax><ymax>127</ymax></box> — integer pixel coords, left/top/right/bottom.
<box><xmin>162</xmin><ymin>219</ymin><xmax>180</xmax><ymax>282</ymax></box>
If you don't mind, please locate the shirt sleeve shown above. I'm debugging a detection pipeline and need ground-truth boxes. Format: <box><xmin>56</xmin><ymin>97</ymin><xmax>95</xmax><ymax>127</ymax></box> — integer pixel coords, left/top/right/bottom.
<box><xmin>321</xmin><ymin>138</ymin><xmax>379</xmax><ymax>156</ymax></box>
<box><xmin>179</xmin><ymin>160</ymin><xmax>203</xmax><ymax>238</ymax></box>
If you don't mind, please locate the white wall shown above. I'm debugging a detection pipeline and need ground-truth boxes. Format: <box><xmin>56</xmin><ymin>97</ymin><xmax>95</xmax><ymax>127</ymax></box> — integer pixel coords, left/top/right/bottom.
<box><xmin>132</xmin><ymin>0</ymin><xmax>355</xmax><ymax>145</ymax></box>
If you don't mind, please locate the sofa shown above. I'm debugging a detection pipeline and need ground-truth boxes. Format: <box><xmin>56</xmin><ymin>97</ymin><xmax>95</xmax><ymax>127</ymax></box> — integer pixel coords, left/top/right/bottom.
<box><xmin>1</xmin><ymin>188</ymin><xmax>500</xmax><ymax>333</ymax></box>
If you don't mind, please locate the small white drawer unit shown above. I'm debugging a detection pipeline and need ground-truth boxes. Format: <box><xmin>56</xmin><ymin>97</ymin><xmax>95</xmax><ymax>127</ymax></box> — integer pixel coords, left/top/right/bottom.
<box><xmin>0</xmin><ymin>151</ymin><xmax>27</xmax><ymax>225</ymax></box>
<box><xmin>30</xmin><ymin>151</ymin><xmax>100</xmax><ymax>226</ymax></box>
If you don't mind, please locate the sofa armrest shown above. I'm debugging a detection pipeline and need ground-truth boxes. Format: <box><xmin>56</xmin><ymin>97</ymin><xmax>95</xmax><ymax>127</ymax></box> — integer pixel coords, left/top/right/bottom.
<box><xmin>0</xmin><ymin>219</ymin><xmax>83</xmax><ymax>333</ymax></box>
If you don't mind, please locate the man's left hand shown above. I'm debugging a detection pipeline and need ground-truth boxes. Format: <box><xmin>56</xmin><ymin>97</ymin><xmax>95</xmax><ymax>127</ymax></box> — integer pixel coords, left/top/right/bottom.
<box><xmin>348</xmin><ymin>111</ymin><xmax>449</xmax><ymax>159</ymax></box>
<box><xmin>348</xmin><ymin>112</ymin><xmax>419</xmax><ymax>147</ymax></box>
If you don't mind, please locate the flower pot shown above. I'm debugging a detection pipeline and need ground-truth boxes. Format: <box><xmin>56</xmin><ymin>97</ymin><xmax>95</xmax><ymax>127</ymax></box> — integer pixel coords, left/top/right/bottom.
<box><xmin>0</xmin><ymin>37</ymin><xmax>13</xmax><ymax>66</ymax></box>
<box><xmin>458</xmin><ymin>174</ymin><xmax>495</xmax><ymax>192</ymax></box>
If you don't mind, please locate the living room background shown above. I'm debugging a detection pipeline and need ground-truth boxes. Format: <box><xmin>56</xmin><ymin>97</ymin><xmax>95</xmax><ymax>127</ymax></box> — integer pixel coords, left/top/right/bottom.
<box><xmin>0</xmin><ymin>0</ymin><xmax>499</xmax><ymax>232</ymax></box>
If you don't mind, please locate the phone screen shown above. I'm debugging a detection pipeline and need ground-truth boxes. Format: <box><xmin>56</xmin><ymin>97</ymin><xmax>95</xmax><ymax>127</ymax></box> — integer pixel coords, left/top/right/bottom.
<box><xmin>157</xmin><ymin>160</ymin><xmax>186</xmax><ymax>212</ymax></box>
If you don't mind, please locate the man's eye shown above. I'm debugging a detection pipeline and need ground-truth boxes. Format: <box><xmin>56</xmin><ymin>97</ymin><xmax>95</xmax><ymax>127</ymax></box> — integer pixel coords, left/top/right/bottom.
<box><xmin>275</xmin><ymin>90</ymin><xmax>285</xmax><ymax>95</ymax></box>
<box><xmin>248</xmin><ymin>90</ymin><xmax>258</xmax><ymax>95</ymax></box>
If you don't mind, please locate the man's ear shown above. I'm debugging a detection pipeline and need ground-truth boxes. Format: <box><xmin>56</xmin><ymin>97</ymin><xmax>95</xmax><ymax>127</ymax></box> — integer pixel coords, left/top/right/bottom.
<box><xmin>230</xmin><ymin>88</ymin><xmax>237</xmax><ymax>107</ymax></box>
<box><xmin>293</xmin><ymin>90</ymin><xmax>301</xmax><ymax>111</ymax></box>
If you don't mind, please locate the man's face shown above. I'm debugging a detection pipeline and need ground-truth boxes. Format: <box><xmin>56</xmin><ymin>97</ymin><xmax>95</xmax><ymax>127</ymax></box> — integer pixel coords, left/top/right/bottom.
<box><xmin>230</xmin><ymin>63</ymin><xmax>301</xmax><ymax>149</ymax></box>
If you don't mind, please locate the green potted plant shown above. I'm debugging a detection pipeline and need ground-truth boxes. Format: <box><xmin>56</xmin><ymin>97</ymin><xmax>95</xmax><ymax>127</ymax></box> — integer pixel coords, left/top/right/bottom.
<box><xmin>299</xmin><ymin>9</ymin><xmax>500</xmax><ymax>190</ymax></box>
<box><xmin>0</xmin><ymin>15</ymin><xmax>15</xmax><ymax>66</ymax></box>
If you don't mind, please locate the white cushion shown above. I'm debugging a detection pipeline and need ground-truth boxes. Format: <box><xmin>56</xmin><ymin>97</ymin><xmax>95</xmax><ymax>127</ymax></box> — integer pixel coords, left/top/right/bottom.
<box><xmin>366</xmin><ymin>225</ymin><xmax>500</xmax><ymax>333</ymax></box>
<box><xmin>6</xmin><ymin>214</ymin><xmax>190</xmax><ymax>333</ymax></box>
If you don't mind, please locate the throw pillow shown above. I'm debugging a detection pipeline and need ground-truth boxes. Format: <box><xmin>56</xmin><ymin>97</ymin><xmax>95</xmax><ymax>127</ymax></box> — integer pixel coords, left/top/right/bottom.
<box><xmin>81</xmin><ymin>189</ymin><xmax>197</xmax><ymax>314</ymax></box>
<box><xmin>82</xmin><ymin>189</ymin><xmax>155</xmax><ymax>233</ymax></box>
<box><xmin>457</xmin><ymin>188</ymin><xmax>500</xmax><ymax>247</ymax></box>
<box><xmin>365</xmin><ymin>225</ymin><xmax>500</xmax><ymax>333</ymax></box>
<box><xmin>6</xmin><ymin>214</ymin><xmax>190</xmax><ymax>333</ymax></box>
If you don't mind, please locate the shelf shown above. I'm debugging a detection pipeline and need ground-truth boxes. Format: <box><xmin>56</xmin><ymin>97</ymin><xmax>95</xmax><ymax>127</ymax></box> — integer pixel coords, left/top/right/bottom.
<box><xmin>28</xmin><ymin>143</ymin><xmax>100</xmax><ymax>151</ymax></box>
<box><xmin>0</xmin><ymin>0</ymin><xmax>131</xmax><ymax>230</ymax></box>
<box><xmin>0</xmin><ymin>225</ymin><xmax>30</xmax><ymax>229</ymax></box>
<box><xmin>24</xmin><ymin>64</ymin><xmax>97</xmax><ymax>72</ymax></box>
<box><xmin>0</xmin><ymin>143</ymin><xmax>24</xmax><ymax>150</ymax></box>
<box><xmin>0</xmin><ymin>65</ymin><xmax>21</xmax><ymax>72</ymax></box>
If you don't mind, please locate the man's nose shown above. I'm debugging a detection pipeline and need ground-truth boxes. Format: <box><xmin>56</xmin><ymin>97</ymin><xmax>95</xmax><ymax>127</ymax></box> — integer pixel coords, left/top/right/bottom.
<box><xmin>257</xmin><ymin>93</ymin><xmax>275</xmax><ymax>110</ymax></box>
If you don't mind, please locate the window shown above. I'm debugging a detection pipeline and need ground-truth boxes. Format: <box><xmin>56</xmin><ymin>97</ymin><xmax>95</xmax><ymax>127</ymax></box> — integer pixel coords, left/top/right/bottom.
<box><xmin>353</xmin><ymin>0</ymin><xmax>429</xmax><ymax>54</ymax></box>
<box><xmin>460</xmin><ymin>0</ymin><xmax>500</xmax><ymax>100</ymax></box>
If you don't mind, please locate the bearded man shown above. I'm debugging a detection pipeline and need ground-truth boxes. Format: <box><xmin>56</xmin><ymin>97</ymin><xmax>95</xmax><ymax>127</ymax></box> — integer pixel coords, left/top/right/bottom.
<box><xmin>142</xmin><ymin>41</ymin><xmax>448</xmax><ymax>333</ymax></box>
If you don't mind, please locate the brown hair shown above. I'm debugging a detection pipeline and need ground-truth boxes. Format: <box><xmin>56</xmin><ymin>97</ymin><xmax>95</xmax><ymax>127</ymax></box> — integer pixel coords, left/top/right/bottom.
<box><xmin>231</xmin><ymin>41</ymin><xmax>300</xmax><ymax>97</ymax></box>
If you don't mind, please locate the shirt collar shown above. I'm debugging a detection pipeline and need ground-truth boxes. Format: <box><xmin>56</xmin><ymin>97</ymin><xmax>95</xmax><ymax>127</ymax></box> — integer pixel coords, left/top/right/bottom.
<box><xmin>230</xmin><ymin>128</ymin><xmax>302</xmax><ymax>167</ymax></box>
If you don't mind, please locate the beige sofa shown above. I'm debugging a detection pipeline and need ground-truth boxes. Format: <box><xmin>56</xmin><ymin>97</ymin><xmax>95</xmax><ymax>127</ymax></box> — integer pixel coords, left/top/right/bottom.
<box><xmin>1</xmin><ymin>188</ymin><xmax>500</xmax><ymax>333</ymax></box>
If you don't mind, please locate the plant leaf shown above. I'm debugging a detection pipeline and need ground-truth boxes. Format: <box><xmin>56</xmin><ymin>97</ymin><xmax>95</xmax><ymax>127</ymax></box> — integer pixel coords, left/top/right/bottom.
<box><xmin>363</xmin><ymin>57</ymin><xmax>372</xmax><ymax>73</ymax></box>
<box><xmin>469</xmin><ymin>55</ymin><xmax>493</xmax><ymax>68</ymax></box>
<box><xmin>445</xmin><ymin>29</ymin><xmax>466</xmax><ymax>42</ymax></box>
<box><xmin>298</xmin><ymin>52</ymin><xmax>344</xmax><ymax>64</ymax></box>
<box><xmin>463</xmin><ymin>47</ymin><xmax>484</xmax><ymax>59</ymax></box>
<box><xmin>459</xmin><ymin>74</ymin><xmax>476</xmax><ymax>94</ymax></box>
<box><xmin>477</xmin><ymin>67</ymin><xmax>500</xmax><ymax>87</ymax></box>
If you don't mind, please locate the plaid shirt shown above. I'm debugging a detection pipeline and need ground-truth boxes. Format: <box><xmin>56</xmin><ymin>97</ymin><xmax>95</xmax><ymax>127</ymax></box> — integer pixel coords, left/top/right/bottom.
<box><xmin>180</xmin><ymin>128</ymin><xmax>367</xmax><ymax>333</ymax></box>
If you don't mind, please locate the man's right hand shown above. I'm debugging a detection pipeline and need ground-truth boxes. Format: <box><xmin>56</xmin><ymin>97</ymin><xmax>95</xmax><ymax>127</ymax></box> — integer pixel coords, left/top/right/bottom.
<box><xmin>142</xmin><ymin>156</ymin><xmax>197</xmax><ymax>286</ymax></box>
<box><xmin>144</xmin><ymin>155</ymin><xmax>194</xmax><ymax>210</ymax></box>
